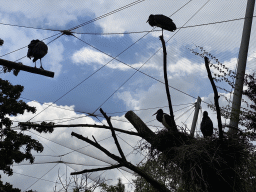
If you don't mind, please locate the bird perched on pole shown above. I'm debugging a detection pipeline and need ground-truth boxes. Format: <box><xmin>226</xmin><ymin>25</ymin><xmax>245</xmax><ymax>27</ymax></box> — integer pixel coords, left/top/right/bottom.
<box><xmin>27</xmin><ymin>39</ymin><xmax>48</xmax><ymax>69</ymax></box>
<box><xmin>147</xmin><ymin>14</ymin><xmax>176</xmax><ymax>34</ymax></box>
<box><xmin>200</xmin><ymin>111</ymin><xmax>213</xmax><ymax>138</ymax></box>
<box><xmin>153</xmin><ymin>109</ymin><xmax>178</xmax><ymax>132</ymax></box>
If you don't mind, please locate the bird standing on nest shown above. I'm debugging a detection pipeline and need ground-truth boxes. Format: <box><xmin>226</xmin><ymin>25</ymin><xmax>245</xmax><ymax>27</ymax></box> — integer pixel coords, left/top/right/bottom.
<box><xmin>200</xmin><ymin>111</ymin><xmax>213</xmax><ymax>138</ymax></box>
<box><xmin>153</xmin><ymin>109</ymin><xmax>178</xmax><ymax>132</ymax></box>
<box><xmin>27</xmin><ymin>39</ymin><xmax>48</xmax><ymax>70</ymax></box>
<box><xmin>147</xmin><ymin>14</ymin><xmax>176</xmax><ymax>35</ymax></box>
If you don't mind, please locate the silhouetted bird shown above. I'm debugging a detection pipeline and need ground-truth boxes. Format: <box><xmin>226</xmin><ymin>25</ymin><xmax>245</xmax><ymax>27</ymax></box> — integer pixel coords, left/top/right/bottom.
<box><xmin>153</xmin><ymin>109</ymin><xmax>178</xmax><ymax>132</ymax></box>
<box><xmin>27</xmin><ymin>39</ymin><xmax>48</xmax><ymax>69</ymax></box>
<box><xmin>0</xmin><ymin>38</ymin><xmax>3</xmax><ymax>46</ymax></box>
<box><xmin>147</xmin><ymin>14</ymin><xmax>176</xmax><ymax>32</ymax></box>
<box><xmin>200</xmin><ymin>111</ymin><xmax>213</xmax><ymax>137</ymax></box>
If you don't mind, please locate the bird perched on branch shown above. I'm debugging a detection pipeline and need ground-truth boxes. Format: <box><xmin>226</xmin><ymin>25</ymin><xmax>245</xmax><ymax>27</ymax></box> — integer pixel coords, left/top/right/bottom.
<box><xmin>200</xmin><ymin>111</ymin><xmax>213</xmax><ymax>138</ymax></box>
<box><xmin>27</xmin><ymin>39</ymin><xmax>48</xmax><ymax>69</ymax></box>
<box><xmin>153</xmin><ymin>109</ymin><xmax>178</xmax><ymax>132</ymax></box>
<box><xmin>147</xmin><ymin>14</ymin><xmax>176</xmax><ymax>33</ymax></box>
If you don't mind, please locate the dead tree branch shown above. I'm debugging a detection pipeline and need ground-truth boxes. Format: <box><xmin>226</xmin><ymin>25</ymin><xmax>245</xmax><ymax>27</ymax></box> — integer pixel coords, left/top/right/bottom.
<box><xmin>204</xmin><ymin>57</ymin><xmax>223</xmax><ymax>140</ymax></box>
<box><xmin>70</xmin><ymin>131</ymin><xmax>170</xmax><ymax>192</ymax></box>
<box><xmin>71</xmin><ymin>164</ymin><xmax>123</xmax><ymax>175</ymax></box>
<box><xmin>125</xmin><ymin>110</ymin><xmax>156</xmax><ymax>143</ymax></box>
<box><xmin>100</xmin><ymin>108</ymin><xmax>126</xmax><ymax>161</ymax></box>
<box><xmin>159</xmin><ymin>35</ymin><xmax>177</xmax><ymax>130</ymax></box>
<box><xmin>0</xmin><ymin>58</ymin><xmax>54</xmax><ymax>78</ymax></box>
<box><xmin>70</xmin><ymin>109</ymin><xmax>172</xmax><ymax>192</ymax></box>
<box><xmin>19</xmin><ymin>122</ymin><xmax>139</xmax><ymax>136</ymax></box>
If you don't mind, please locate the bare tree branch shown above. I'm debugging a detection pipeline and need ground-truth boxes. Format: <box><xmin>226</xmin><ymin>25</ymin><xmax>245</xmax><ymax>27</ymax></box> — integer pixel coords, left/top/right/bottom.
<box><xmin>100</xmin><ymin>108</ymin><xmax>126</xmax><ymax>161</ymax></box>
<box><xmin>71</xmin><ymin>131</ymin><xmax>171</xmax><ymax>192</ymax></box>
<box><xmin>204</xmin><ymin>57</ymin><xmax>223</xmax><ymax>140</ymax></box>
<box><xmin>0</xmin><ymin>58</ymin><xmax>54</xmax><ymax>78</ymax></box>
<box><xmin>159</xmin><ymin>35</ymin><xmax>177</xmax><ymax>130</ymax></box>
<box><xmin>19</xmin><ymin>122</ymin><xmax>139</xmax><ymax>136</ymax></box>
<box><xmin>71</xmin><ymin>164</ymin><xmax>123</xmax><ymax>175</ymax></box>
<box><xmin>125</xmin><ymin>111</ymin><xmax>155</xmax><ymax>143</ymax></box>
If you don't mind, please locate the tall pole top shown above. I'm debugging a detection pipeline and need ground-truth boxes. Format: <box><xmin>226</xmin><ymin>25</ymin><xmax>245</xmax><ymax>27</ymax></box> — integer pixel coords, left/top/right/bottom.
<box><xmin>229</xmin><ymin>0</ymin><xmax>255</xmax><ymax>134</ymax></box>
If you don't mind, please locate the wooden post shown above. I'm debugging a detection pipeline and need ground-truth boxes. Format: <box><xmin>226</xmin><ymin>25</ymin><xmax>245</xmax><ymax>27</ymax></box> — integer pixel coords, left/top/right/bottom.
<box><xmin>0</xmin><ymin>58</ymin><xmax>54</xmax><ymax>78</ymax></box>
<box><xmin>190</xmin><ymin>96</ymin><xmax>201</xmax><ymax>137</ymax></box>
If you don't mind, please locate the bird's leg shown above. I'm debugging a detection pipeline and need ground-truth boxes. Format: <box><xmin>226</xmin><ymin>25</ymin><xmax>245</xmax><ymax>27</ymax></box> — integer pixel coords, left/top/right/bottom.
<box><xmin>40</xmin><ymin>59</ymin><xmax>44</xmax><ymax>70</ymax></box>
<box><xmin>162</xmin><ymin>28</ymin><xmax>163</xmax><ymax>37</ymax></box>
<box><xmin>34</xmin><ymin>61</ymin><xmax>37</xmax><ymax>68</ymax></box>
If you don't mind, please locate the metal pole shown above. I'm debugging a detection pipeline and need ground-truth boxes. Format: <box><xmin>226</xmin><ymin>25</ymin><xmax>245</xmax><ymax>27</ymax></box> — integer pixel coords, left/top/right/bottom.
<box><xmin>190</xmin><ymin>97</ymin><xmax>201</xmax><ymax>137</ymax></box>
<box><xmin>229</xmin><ymin>0</ymin><xmax>255</xmax><ymax>134</ymax></box>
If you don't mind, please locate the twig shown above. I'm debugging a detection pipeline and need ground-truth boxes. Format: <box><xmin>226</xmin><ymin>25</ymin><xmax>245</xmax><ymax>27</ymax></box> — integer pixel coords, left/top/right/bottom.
<box><xmin>71</xmin><ymin>164</ymin><xmax>123</xmax><ymax>175</ymax></box>
<box><xmin>92</xmin><ymin>135</ymin><xmax>98</xmax><ymax>144</ymax></box>
<box><xmin>71</xmin><ymin>130</ymin><xmax>171</xmax><ymax>191</ymax></box>
<box><xmin>204</xmin><ymin>57</ymin><xmax>223</xmax><ymax>140</ymax></box>
<box><xmin>71</xmin><ymin>131</ymin><xmax>122</xmax><ymax>163</ymax></box>
<box><xmin>100</xmin><ymin>108</ymin><xmax>126</xmax><ymax>161</ymax></box>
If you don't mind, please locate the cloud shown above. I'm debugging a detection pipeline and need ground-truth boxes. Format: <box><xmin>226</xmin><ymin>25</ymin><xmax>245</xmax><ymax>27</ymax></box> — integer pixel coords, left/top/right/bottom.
<box><xmin>168</xmin><ymin>58</ymin><xmax>205</xmax><ymax>77</ymax></box>
<box><xmin>72</xmin><ymin>46</ymin><xmax>158</xmax><ymax>71</ymax></box>
<box><xmin>72</xmin><ymin>47</ymin><xmax>110</xmax><ymax>66</ymax></box>
<box><xmin>0</xmin><ymin>15</ymin><xmax>64</xmax><ymax>77</ymax></box>
<box><xmin>2</xmin><ymin>101</ymin><xmax>140</xmax><ymax>191</ymax></box>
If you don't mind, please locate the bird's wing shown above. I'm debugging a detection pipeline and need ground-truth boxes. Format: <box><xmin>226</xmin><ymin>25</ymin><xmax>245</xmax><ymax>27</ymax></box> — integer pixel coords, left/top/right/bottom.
<box><xmin>33</xmin><ymin>42</ymin><xmax>48</xmax><ymax>58</ymax></box>
<box><xmin>163</xmin><ymin>113</ymin><xmax>178</xmax><ymax>132</ymax></box>
<box><xmin>153</xmin><ymin>15</ymin><xmax>176</xmax><ymax>31</ymax></box>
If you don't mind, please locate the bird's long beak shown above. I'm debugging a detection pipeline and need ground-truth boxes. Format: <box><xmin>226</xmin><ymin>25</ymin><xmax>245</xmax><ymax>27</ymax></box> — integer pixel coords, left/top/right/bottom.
<box><xmin>152</xmin><ymin>111</ymin><xmax>157</xmax><ymax>116</ymax></box>
<box><xmin>146</xmin><ymin>19</ymin><xmax>149</xmax><ymax>23</ymax></box>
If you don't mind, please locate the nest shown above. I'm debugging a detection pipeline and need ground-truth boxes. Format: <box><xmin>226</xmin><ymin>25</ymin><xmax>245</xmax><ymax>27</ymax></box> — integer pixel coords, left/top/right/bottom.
<box><xmin>145</xmin><ymin>130</ymin><xmax>255</xmax><ymax>192</ymax></box>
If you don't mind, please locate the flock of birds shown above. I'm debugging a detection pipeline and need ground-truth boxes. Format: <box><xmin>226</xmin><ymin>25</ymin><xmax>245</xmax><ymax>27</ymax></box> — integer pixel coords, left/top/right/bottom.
<box><xmin>153</xmin><ymin>109</ymin><xmax>213</xmax><ymax>137</ymax></box>
<box><xmin>24</xmin><ymin>14</ymin><xmax>213</xmax><ymax>137</ymax></box>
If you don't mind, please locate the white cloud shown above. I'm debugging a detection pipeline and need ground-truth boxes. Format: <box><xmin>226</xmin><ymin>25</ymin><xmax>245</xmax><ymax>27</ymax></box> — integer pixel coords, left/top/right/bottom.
<box><xmin>2</xmin><ymin>101</ymin><xmax>140</xmax><ymax>191</ymax></box>
<box><xmin>72</xmin><ymin>46</ymin><xmax>158</xmax><ymax>71</ymax></box>
<box><xmin>72</xmin><ymin>47</ymin><xmax>110</xmax><ymax>66</ymax></box>
<box><xmin>168</xmin><ymin>58</ymin><xmax>205</xmax><ymax>77</ymax></box>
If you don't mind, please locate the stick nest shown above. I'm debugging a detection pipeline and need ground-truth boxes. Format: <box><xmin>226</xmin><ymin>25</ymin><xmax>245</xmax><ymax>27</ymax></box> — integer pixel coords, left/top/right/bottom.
<box><xmin>143</xmin><ymin>130</ymin><xmax>256</xmax><ymax>192</ymax></box>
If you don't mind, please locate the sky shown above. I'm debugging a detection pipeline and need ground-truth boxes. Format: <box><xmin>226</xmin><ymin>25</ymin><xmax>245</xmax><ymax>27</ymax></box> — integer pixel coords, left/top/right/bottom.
<box><xmin>0</xmin><ymin>0</ymin><xmax>256</xmax><ymax>191</ymax></box>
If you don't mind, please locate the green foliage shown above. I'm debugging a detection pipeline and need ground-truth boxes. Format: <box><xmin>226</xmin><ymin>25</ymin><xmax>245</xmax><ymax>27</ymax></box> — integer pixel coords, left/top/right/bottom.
<box><xmin>133</xmin><ymin>154</ymin><xmax>181</xmax><ymax>192</ymax></box>
<box><xmin>1</xmin><ymin>64</ymin><xmax>22</xmax><ymax>76</ymax></box>
<box><xmin>0</xmin><ymin>78</ymin><xmax>54</xmax><ymax>190</ymax></box>
<box><xmin>100</xmin><ymin>178</ymin><xmax>125</xmax><ymax>192</ymax></box>
<box><xmin>19</xmin><ymin>121</ymin><xmax>55</xmax><ymax>133</ymax></box>
<box><xmin>0</xmin><ymin>178</ymin><xmax>37</xmax><ymax>192</ymax></box>
<box><xmin>0</xmin><ymin>179</ymin><xmax>21</xmax><ymax>192</ymax></box>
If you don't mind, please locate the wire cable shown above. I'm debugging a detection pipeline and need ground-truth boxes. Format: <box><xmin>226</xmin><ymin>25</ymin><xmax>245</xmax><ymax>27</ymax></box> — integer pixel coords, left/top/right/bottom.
<box><xmin>0</xmin><ymin>33</ymin><xmax>61</xmax><ymax>58</ymax></box>
<box><xmin>69</xmin><ymin>0</ymin><xmax>146</xmax><ymax>31</ymax></box>
<box><xmin>0</xmin><ymin>0</ymin><xmax>145</xmax><ymax>60</ymax></box>
<box><xmin>21</xmin><ymin>0</ymin><xmax>194</xmax><ymax>122</ymax></box>
<box><xmin>91</xmin><ymin>0</ymin><xmax>211</xmax><ymax>113</ymax></box>
<box><xmin>13</xmin><ymin>171</ymin><xmax>61</xmax><ymax>185</ymax></box>
<box><xmin>24</xmin><ymin>163</ymin><xmax>59</xmax><ymax>191</ymax></box>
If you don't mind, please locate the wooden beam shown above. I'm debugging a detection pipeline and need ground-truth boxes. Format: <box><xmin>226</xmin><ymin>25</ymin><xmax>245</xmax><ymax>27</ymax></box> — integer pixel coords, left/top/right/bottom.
<box><xmin>0</xmin><ymin>58</ymin><xmax>54</xmax><ymax>78</ymax></box>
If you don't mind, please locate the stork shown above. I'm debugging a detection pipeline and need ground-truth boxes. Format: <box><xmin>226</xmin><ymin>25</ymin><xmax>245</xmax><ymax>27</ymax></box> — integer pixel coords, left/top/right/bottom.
<box><xmin>153</xmin><ymin>109</ymin><xmax>178</xmax><ymax>132</ymax></box>
<box><xmin>27</xmin><ymin>39</ymin><xmax>48</xmax><ymax>69</ymax></box>
<box><xmin>200</xmin><ymin>111</ymin><xmax>213</xmax><ymax>138</ymax></box>
<box><xmin>147</xmin><ymin>14</ymin><xmax>176</xmax><ymax>35</ymax></box>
